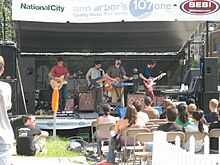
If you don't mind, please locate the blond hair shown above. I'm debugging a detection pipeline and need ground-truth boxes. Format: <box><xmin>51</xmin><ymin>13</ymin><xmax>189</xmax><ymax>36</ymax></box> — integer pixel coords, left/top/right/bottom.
<box><xmin>0</xmin><ymin>56</ymin><xmax>4</xmax><ymax>70</ymax></box>
<box><xmin>187</xmin><ymin>103</ymin><xmax>197</xmax><ymax>115</ymax></box>
<box><xmin>209</xmin><ymin>99</ymin><xmax>219</xmax><ymax>109</ymax></box>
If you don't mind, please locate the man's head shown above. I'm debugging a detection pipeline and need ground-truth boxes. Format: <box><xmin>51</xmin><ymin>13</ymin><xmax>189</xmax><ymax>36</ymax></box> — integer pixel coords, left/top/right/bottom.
<box><xmin>209</xmin><ymin>99</ymin><xmax>219</xmax><ymax>112</ymax></box>
<box><xmin>23</xmin><ymin>114</ymin><xmax>36</xmax><ymax>127</ymax></box>
<box><xmin>147</xmin><ymin>60</ymin><xmax>156</xmax><ymax>69</ymax></box>
<box><xmin>57</xmin><ymin>57</ymin><xmax>64</xmax><ymax>66</ymax></box>
<box><xmin>114</xmin><ymin>56</ymin><xmax>121</xmax><ymax>65</ymax></box>
<box><xmin>144</xmin><ymin>96</ymin><xmax>152</xmax><ymax>106</ymax></box>
<box><xmin>166</xmin><ymin>106</ymin><xmax>178</xmax><ymax>122</ymax></box>
<box><xmin>95</xmin><ymin>60</ymin><xmax>102</xmax><ymax>69</ymax></box>
<box><xmin>0</xmin><ymin>56</ymin><xmax>5</xmax><ymax>76</ymax></box>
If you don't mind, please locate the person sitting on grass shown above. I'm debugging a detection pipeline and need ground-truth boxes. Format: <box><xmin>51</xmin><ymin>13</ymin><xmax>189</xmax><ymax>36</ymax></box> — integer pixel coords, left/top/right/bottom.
<box><xmin>16</xmin><ymin>114</ymin><xmax>49</xmax><ymax>156</ymax></box>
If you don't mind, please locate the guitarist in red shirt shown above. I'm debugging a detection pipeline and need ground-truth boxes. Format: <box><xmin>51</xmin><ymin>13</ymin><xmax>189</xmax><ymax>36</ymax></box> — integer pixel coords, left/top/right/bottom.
<box><xmin>48</xmin><ymin>57</ymin><xmax>70</xmax><ymax>112</ymax></box>
<box><xmin>139</xmin><ymin>60</ymin><xmax>162</xmax><ymax>106</ymax></box>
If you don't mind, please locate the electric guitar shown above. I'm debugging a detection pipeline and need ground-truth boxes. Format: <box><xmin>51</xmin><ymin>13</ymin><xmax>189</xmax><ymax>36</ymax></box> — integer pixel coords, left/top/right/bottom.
<box><xmin>143</xmin><ymin>73</ymin><xmax>166</xmax><ymax>89</ymax></box>
<box><xmin>105</xmin><ymin>77</ymin><xmax>133</xmax><ymax>91</ymax></box>
<box><xmin>88</xmin><ymin>77</ymin><xmax>106</xmax><ymax>90</ymax></box>
<box><xmin>50</xmin><ymin>75</ymin><xmax>68</xmax><ymax>89</ymax></box>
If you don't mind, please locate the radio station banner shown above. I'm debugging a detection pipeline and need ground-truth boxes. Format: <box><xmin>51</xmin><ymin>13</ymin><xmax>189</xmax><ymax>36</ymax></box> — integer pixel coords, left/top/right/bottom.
<box><xmin>12</xmin><ymin>0</ymin><xmax>220</xmax><ymax>23</ymax></box>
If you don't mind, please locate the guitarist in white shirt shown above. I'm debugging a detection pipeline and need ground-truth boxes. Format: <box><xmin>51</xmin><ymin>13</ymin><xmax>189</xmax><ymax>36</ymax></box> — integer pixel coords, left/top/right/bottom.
<box><xmin>139</xmin><ymin>60</ymin><xmax>161</xmax><ymax>106</ymax></box>
<box><xmin>86</xmin><ymin>60</ymin><xmax>106</xmax><ymax>112</ymax></box>
<box><xmin>48</xmin><ymin>57</ymin><xmax>70</xmax><ymax>112</ymax></box>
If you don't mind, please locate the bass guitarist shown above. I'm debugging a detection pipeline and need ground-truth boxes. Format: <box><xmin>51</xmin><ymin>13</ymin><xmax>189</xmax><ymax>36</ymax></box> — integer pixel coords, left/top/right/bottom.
<box><xmin>48</xmin><ymin>57</ymin><xmax>70</xmax><ymax>112</ymax></box>
<box><xmin>106</xmin><ymin>57</ymin><xmax>131</xmax><ymax>107</ymax></box>
<box><xmin>86</xmin><ymin>60</ymin><xmax>106</xmax><ymax>112</ymax></box>
<box><xmin>139</xmin><ymin>60</ymin><xmax>161</xmax><ymax>106</ymax></box>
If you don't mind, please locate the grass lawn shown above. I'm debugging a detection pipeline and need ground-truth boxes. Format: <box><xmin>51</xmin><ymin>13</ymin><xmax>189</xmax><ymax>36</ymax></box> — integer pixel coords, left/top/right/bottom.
<box><xmin>35</xmin><ymin>136</ymin><xmax>85</xmax><ymax>157</ymax></box>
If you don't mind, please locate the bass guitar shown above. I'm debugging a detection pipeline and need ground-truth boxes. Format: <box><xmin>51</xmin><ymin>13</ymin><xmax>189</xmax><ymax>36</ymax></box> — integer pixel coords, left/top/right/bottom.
<box><xmin>143</xmin><ymin>73</ymin><xmax>166</xmax><ymax>89</ymax></box>
<box><xmin>88</xmin><ymin>77</ymin><xmax>105</xmax><ymax>90</ymax></box>
<box><xmin>50</xmin><ymin>75</ymin><xmax>68</xmax><ymax>89</ymax></box>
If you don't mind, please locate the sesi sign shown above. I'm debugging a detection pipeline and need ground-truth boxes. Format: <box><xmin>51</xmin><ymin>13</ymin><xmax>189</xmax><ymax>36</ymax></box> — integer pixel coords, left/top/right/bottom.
<box><xmin>180</xmin><ymin>0</ymin><xmax>220</xmax><ymax>15</ymax></box>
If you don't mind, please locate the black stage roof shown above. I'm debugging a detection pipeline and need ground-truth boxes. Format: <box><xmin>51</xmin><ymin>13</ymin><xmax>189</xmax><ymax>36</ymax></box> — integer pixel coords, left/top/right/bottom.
<box><xmin>14</xmin><ymin>21</ymin><xmax>201</xmax><ymax>53</ymax></box>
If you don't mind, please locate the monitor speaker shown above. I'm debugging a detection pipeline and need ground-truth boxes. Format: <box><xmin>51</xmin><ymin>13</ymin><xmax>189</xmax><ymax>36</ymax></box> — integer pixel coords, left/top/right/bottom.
<box><xmin>0</xmin><ymin>44</ymin><xmax>17</xmax><ymax>79</ymax></box>
<box><xmin>200</xmin><ymin>57</ymin><xmax>218</xmax><ymax>91</ymax></box>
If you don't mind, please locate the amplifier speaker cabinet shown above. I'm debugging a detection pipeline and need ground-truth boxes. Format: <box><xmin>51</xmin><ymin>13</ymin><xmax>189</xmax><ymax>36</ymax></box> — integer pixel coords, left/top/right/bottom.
<box><xmin>127</xmin><ymin>94</ymin><xmax>164</xmax><ymax>109</ymax></box>
<box><xmin>65</xmin><ymin>98</ymin><xmax>74</xmax><ymax>111</ymax></box>
<box><xmin>127</xmin><ymin>94</ymin><xmax>145</xmax><ymax>110</ymax></box>
<box><xmin>79</xmin><ymin>92</ymin><xmax>94</xmax><ymax>111</ymax></box>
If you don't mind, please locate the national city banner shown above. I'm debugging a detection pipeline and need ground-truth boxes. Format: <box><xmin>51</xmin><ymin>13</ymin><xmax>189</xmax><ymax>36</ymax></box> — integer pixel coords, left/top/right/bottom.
<box><xmin>12</xmin><ymin>0</ymin><xmax>220</xmax><ymax>23</ymax></box>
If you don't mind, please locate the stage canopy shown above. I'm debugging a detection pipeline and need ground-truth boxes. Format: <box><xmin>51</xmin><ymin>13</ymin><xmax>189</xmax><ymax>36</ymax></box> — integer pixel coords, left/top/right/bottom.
<box><xmin>14</xmin><ymin>21</ymin><xmax>201</xmax><ymax>53</ymax></box>
<box><xmin>12</xmin><ymin>0</ymin><xmax>220</xmax><ymax>53</ymax></box>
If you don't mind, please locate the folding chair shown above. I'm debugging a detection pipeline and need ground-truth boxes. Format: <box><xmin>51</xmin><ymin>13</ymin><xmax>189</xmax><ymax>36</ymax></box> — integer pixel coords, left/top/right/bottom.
<box><xmin>133</xmin><ymin>132</ymin><xmax>154</xmax><ymax>165</ymax></box>
<box><xmin>149</xmin><ymin>119</ymin><xmax>167</xmax><ymax>125</ymax></box>
<box><xmin>209</xmin><ymin>129</ymin><xmax>220</xmax><ymax>153</ymax></box>
<box><xmin>96</xmin><ymin>123</ymin><xmax>115</xmax><ymax>158</ymax></box>
<box><xmin>90</xmin><ymin>121</ymin><xmax>97</xmax><ymax>153</ymax></box>
<box><xmin>166</xmin><ymin>132</ymin><xmax>185</xmax><ymax>146</ymax></box>
<box><xmin>120</xmin><ymin>128</ymin><xmax>150</xmax><ymax>164</ymax></box>
<box><xmin>184</xmin><ymin>131</ymin><xmax>208</xmax><ymax>152</ymax></box>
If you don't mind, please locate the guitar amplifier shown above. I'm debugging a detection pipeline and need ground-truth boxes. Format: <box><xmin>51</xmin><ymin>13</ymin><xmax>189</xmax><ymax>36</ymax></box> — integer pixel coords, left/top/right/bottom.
<box><xmin>79</xmin><ymin>92</ymin><xmax>94</xmax><ymax>111</ymax></box>
<box><xmin>127</xmin><ymin>94</ymin><xmax>146</xmax><ymax>110</ymax></box>
<box><xmin>127</xmin><ymin>94</ymin><xmax>165</xmax><ymax>108</ymax></box>
<box><xmin>65</xmin><ymin>98</ymin><xmax>74</xmax><ymax>111</ymax></box>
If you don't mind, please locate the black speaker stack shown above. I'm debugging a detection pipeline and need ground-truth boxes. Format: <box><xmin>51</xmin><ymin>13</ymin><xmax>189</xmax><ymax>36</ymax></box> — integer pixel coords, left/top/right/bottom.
<box><xmin>0</xmin><ymin>44</ymin><xmax>36</xmax><ymax>115</ymax></box>
<box><xmin>200</xmin><ymin>57</ymin><xmax>219</xmax><ymax>114</ymax></box>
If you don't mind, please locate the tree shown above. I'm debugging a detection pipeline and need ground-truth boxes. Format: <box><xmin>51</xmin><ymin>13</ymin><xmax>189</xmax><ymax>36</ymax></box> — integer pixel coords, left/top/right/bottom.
<box><xmin>0</xmin><ymin>0</ymin><xmax>15</xmax><ymax>41</ymax></box>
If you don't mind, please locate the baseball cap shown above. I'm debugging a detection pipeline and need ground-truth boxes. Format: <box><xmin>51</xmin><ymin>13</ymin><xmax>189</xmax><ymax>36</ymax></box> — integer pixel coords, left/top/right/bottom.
<box><xmin>144</xmin><ymin>96</ymin><xmax>152</xmax><ymax>105</ymax></box>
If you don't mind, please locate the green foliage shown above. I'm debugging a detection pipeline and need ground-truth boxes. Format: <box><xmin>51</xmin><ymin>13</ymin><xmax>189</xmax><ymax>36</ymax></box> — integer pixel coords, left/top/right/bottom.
<box><xmin>36</xmin><ymin>136</ymin><xmax>84</xmax><ymax>158</ymax></box>
<box><xmin>0</xmin><ymin>0</ymin><xmax>15</xmax><ymax>41</ymax></box>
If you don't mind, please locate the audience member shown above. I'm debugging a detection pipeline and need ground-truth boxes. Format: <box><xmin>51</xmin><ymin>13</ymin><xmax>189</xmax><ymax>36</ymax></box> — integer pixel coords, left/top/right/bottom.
<box><xmin>0</xmin><ymin>56</ymin><xmax>14</xmax><ymax>165</ymax></box>
<box><xmin>100</xmin><ymin>104</ymin><xmax>145</xmax><ymax>164</ymax></box>
<box><xmin>160</xmin><ymin>99</ymin><xmax>175</xmax><ymax>119</ymax></box>
<box><xmin>175</xmin><ymin>103</ymin><xmax>194</xmax><ymax>127</ymax></box>
<box><xmin>96</xmin><ymin>104</ymin><xmax>117</xmax><ymax>156</ymax></box>
<box><xmin>204</xmin><ymin>99</ymin><xmax>219</xmax><ymax>123</ymax></box>
<box><xmin>184</xmin><ymin>110</ymin><xmax>208</xmax><ymax>152</ymax></box>
<box><xmin>142</xmin><ymin>106</ymin><xmax>184</xmax><ymax>165</ymax></box>
<box><xmin>209</xmin><ymin>112</ymin><xmax>220</xmax><ymax>153</ymax></box>
<box><xmin>133</xmin><ymin>100</ymin><xmax>149</xmax><ymax>124</ymax></box>
<box><xmin>142</xmin><ymin>96</ymin><xmax>159</xmax><ymax>119</ymax></box>
<box><xmin>187</xmin><ymin>103</ymin><xmax>197</xmax><ymax>118</ymax></box>
<box><xmin>16</xmin><ymin>114</ymin><xmax>49</xmax><ymax>156</ymax></box>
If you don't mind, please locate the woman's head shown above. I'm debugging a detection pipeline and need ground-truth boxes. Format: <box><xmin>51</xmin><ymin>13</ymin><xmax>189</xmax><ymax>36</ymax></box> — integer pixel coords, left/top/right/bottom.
<box><xmin>187</xmin><ymin>103</ymin><xmax>197</xmax><ymax>116</ymax></box>
<box><xmin>192</xmin><ymin>110</ymin><xmax>205</xmax><ymax>132</ymax></box>
<box><xmin>162</xmin><ymin>99</ymin><xmax>175</xmax><ymax>113</ymax></box>
<box><xmin>124</xmin><ymin>104</ymin><xmax>137</xmax><ymax>126</ymax></box>
<box><xmin>176</xmin><ymin>103</ymin><xmax>189</xmax><ymax>123</ymax></box>
<box><xmin>102</xmin><ymin>104</ymin><xmax>111</xmax><ymax>116</ymax></box>
<box><xmin>133</xmin><ymin>101</ymin><xmax>142</xmax><ymax>112</ymax></box>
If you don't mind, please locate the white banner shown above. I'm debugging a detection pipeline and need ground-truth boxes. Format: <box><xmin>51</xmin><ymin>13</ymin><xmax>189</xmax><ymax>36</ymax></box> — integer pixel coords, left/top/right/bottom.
<box><xmin>12</xmin><ymin>0</ymin><xmax>220</xmax><ymax>23</ymax></box>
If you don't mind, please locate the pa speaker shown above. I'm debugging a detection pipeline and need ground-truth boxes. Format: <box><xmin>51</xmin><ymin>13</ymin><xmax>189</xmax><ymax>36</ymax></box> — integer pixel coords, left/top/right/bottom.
<box><xmin>18</xmin><ymin>92</ymin><xmax>35</xmax><ymax>115</ymax></box>
<box><xmin>19</xmin><ymin>57</ymin><xmax>35</xmax><ymax>92</ymax></box>
<box><xmin>0</xmin><ymin>45</ymin><xmax>17</xmax><ymax>79</ymax></box>
<box><xmin>200</xmin><ymin>57</ymin><xmax>218</xmax><ymax>91</ymax></box>
<box><xmin>201</xmin><ymin>91</ymin><xmax>219</xmax><ymax>114</ymax></box>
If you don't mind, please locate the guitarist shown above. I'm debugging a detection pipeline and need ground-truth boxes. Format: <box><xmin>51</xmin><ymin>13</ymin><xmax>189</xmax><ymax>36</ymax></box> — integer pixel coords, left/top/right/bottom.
<box><xmin>139</xmin><ymin>60</ymin><xmax>161</xmax><ymax>106</ymax></box>
<box><xmin>86</xmin><ymin>60</ymin><xmax>106</xmax><ymax>112</ymax></box>
<box><xmin>106</xmin><ymin>57</ymin><xmax>131</xmax><ymax>107</ymax></box>
<box><xmin>48</xmin><ymin>57</ymin><xmax>70</xmax><ymax>112</ymax></box>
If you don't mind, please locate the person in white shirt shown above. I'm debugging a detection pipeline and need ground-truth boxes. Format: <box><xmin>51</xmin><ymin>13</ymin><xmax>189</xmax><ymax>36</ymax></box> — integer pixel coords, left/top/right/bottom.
<box><xmin>0</xmin><ymin>56</ymin><xmax>14</xmax><ymax>165</ymax></box>
<box><xmin>133</xmin><ymin>100</ymin><xmax>149</xmax><ymax>124</ymax></box>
